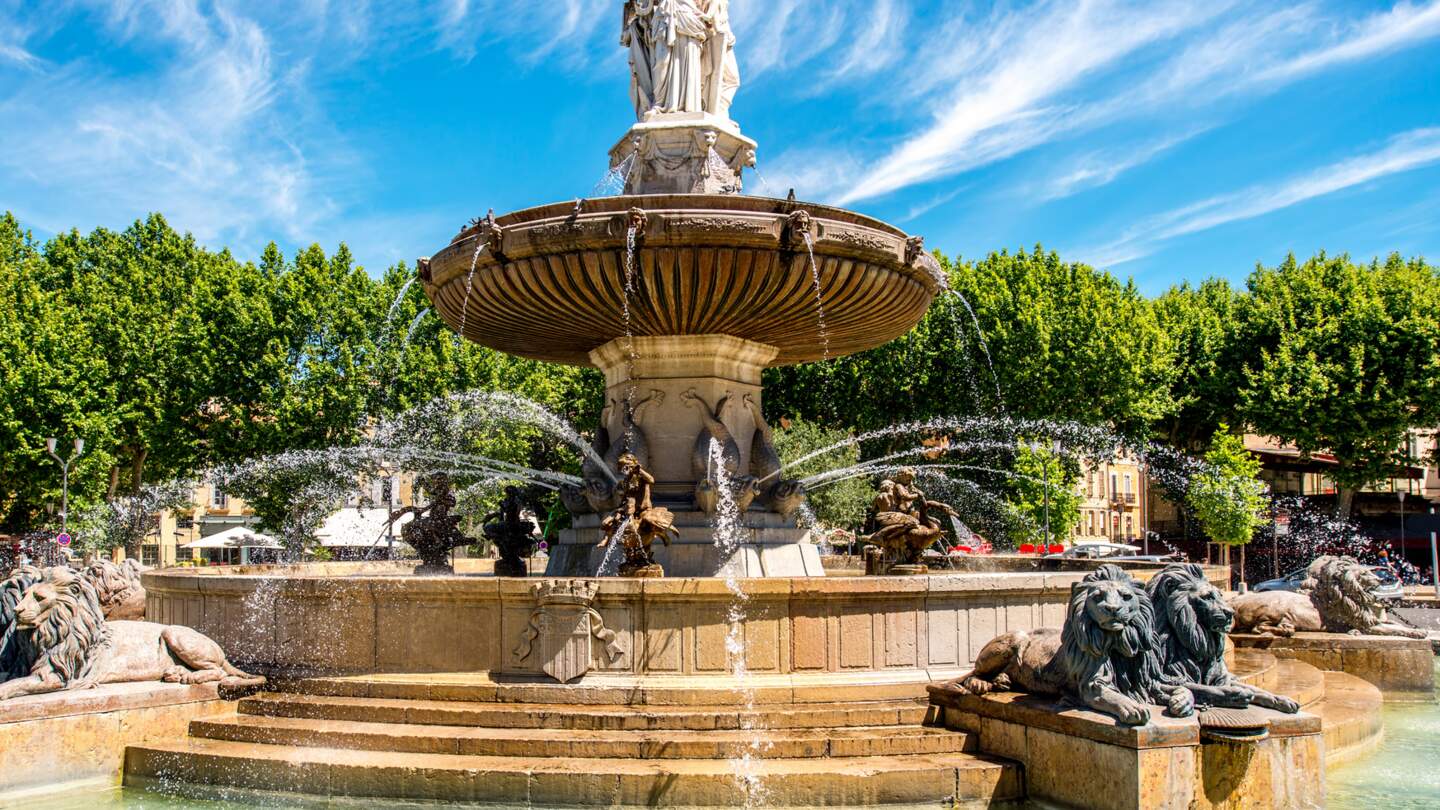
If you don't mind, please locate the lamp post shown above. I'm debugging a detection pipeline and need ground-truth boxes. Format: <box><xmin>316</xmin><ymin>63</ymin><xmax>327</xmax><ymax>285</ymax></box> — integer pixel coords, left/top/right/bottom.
<box><xmin>45</xmin><ymin>437</ymin><xmax>85</xmax><ymax>533</ymax></box>
<box><xmin>1398</xmin><ymin>489</ymin><xmax>1407</xmax><ymax>551</ymax></box>
<box><xmin>1034</xmin><ymin>439</ymin><xmax>1062</xmax><ymax>549</ymax></box>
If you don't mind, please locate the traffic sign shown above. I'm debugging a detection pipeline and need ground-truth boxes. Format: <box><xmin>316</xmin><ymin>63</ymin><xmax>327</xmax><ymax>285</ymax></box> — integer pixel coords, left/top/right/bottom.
<box><xmin>56</xmin><ymin>532</ymin><xmax>71</xmax><ymax>547</ymax></box>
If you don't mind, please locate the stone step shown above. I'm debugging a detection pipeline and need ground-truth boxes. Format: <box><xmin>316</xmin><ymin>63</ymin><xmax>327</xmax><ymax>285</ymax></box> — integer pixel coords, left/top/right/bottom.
<box><xmin>241</xmin><ymin>693</ymin><xmax>932</xmax><ymax>731</ymax></box>
<box><xmin>1270</xmin><ymin>658</ymin><xmax>1326</xmax><ymax>708</ymax></box>
<box><xmin>280</xmin><ymin>673</ymin><xmax>933</xmax><ymax>706</ymax></box>
<box><xmin>1234</xmin><ymin>648</ymin><xmax>1279</xmax><ymax>691</ymax></box>
<box><xmin>125</xmin><ymin>738</ymin><xmax>1024</xmax><ymax>807</ymax></box>
<box><xmin>192</xmin><ymin>714</ymin><xmax>974</xmax><ymax>759</ymax></box>
<box><xmin>1311</xmin><ymin>670</ymin><xmax>1385</xmax><ymax>767</ymax></box>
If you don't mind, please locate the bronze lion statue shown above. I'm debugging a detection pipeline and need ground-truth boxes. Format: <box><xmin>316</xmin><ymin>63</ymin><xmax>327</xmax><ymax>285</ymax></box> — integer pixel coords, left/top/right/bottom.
<box><xmin>938</xmin><ymin>564</ymin><xmax>1184</xmax><ymax>725</ymax></box>
<box><xmin>83</xmin><ymin>559</ymin><xmax>147</xmax><ymax>621</ymax></box>
<box><xmin>1230</xmin><ymin>555</ymin><xmax>1425</xmax><ymax>639</ymax></box>
<box><xmin>1</xmin><ymin>565</ymin><xmax>43</xmax><ymax>680</ymax></box>
<box><xmin>0</xmin><ymin>567</ymin><xmax>264</xmax><ymax>701</ymax></box>
<box><xmin>1147</xmin><ymin>563</ymin><xmax>1299</xmax><ymax>713</ymax></box>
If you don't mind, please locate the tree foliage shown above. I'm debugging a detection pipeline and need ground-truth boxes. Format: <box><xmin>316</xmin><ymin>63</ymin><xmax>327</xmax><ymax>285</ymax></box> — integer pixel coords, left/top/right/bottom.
<box><xmin>1006</xmin><ymin>441</ymin><xmax>1081</xmax><ymax>545</ymax></box>
<box><xmin>771</xmin><ymin>418</ymin><xmax>871</xmax><ymax>530</ymax></box>
<box><xmin>1236</xmin><ymin>253</ymin><xmax>1440</xmax><ymax>511</ymax></box>
<box><xmin>1188</xmin><ymin>426</ymin><xmax>1267</xmax><ymax>547</ymax></box>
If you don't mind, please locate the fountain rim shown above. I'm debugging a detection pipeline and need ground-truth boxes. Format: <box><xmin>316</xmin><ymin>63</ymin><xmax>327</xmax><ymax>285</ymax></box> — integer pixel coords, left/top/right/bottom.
<box><xmin>450</xmin><ymin>193</ymin><xmax>912</xmax><ymax>242</ymax></box>
<box><xmin>421</xmin><ymin>193</ymin><xmax>948</xmax><ymax>367</ymax></box>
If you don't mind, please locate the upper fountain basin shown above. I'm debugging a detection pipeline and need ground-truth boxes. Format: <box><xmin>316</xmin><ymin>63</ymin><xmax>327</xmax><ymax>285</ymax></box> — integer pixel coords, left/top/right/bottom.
<box><xmin>420</xmin><ymin>194</ymin><xmax>947</xmax><ymax>367</ymax></box>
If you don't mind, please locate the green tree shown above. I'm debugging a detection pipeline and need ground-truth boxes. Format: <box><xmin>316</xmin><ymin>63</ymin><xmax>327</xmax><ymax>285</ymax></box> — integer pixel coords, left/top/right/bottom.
<box><xmin>764</xmin><ymin>246</ymin><xmax>1178</xmax><ymax>436</ymax></box>
<box><xmin>1188</xmin><ymin>426</ymin><xmax>1268</xmax><ymax>577</ymax></box>
<box><xmin>1151</xmin><ymin>279</ymin><xmax>1245</xmax><ymax>450</ymax></box>
<box><xmin>0</xmin><ymin>213</ymin><xmax>118</xmax><ymax>530</ymax></box>
<box><xmin>1237</xmin><ymin>253</ymin><xmax>1440</xmax><ymax>514</ymax></box>
<box><xmin>1007</xmin><ymin>441</ymin><xmax>1081</xmax><ymax>546</ymax></box>
<box><xmin>771</xmin><ymin>418</ymin><xmax>871</xmax><ymax>530</ymax></box>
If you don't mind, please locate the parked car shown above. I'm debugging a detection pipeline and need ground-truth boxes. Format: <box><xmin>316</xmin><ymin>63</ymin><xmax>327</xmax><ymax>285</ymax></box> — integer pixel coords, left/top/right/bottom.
<box><xmin>1253</xmin><ymin>567</ymin><xmax>1307</xmax><ymax>593</ymax></box>
<box><xmin>1252</xmin><ymin>564</ymin><xmax>1403</xmax><ymax>601</ymax></box>
<box><xmin>1043</xmin><ymin>542</ymin><xmax>1181</xmax><ymax>563</ymax></box>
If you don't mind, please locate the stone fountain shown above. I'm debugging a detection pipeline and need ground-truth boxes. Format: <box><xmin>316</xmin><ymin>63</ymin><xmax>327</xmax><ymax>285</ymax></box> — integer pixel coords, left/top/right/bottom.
<box><xmin>24</xmin><ymin>6</ymin><xmax>1396</xmax><ymax>808</ymax></box>
<box><xmin>417</xmin><ymin>4</ymin><xmax>945</xmax><ymax>578</ymax></box>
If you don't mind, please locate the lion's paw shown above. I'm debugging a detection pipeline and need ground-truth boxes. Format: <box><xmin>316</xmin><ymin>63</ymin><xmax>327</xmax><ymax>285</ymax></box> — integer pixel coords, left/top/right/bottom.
<box><xmin>992</xmin><ymin>673</ymin><xmax>1012</xmax><ymax>691</ymax></box>
<box><xmin>1167</xmin><ymin>690</ymin><xmax>1195</xmax><ymax>718</ymax></box>
<box><xmin>1118</xmin><ymin>701</ymin><xmax>1151</xmax><ymax>726</ymax></box>
<box><xmin>961</xmin><ymin>676</ymin><xmax>995</xmax><ymax>695</ymax></box>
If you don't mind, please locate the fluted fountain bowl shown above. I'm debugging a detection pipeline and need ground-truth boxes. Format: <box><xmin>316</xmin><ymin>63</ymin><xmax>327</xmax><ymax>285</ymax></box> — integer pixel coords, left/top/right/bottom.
<box><xmin>420</xmin><ymin>194</ymin><xmax>947</xmax><ymax>366</ymax></box>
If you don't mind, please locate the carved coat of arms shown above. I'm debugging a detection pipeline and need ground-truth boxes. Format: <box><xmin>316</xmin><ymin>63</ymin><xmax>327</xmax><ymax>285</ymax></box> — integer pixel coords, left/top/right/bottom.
<box><xmin>513</xmin><ymin>580</ymin><xmax>622</xmax><ymax>683</ymax></box>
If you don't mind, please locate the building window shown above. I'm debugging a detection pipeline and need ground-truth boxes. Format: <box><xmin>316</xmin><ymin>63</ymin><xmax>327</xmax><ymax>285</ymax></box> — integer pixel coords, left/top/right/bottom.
<box><xmin>1110</xmin><ymin>473</ymin><xmax>1118</xmax><ymax>498</ymax></box>
<box><xmin>1125</xmin><ymin>516</ymin><xmax>1133</xmax><ymax>540</ymax></box>
<box><xmin>141</xmin><ymin>545</ymin><xmax>160</xmax><ymax>566</ymax></box>
<box><xmin>176</xmin><ymin>547</ymin><xmax>194</xmax><ymax>563</ymax></box>
<box><xmin>210</xmin><ymin>488</ymin><xmax>228</xmax><ymax>510</ymax></box>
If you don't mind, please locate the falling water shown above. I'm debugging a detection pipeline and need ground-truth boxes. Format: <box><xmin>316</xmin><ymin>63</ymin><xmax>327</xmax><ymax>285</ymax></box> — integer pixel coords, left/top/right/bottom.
<box><xmin>943</xmin><ymin>292</ymin><xmax>985</xmax><ymax>410</ymax></box>
<box><xmin>592</xmin><ymin>153</ymin><xmax>637</xmax><ymax>197</ymax></box>
<box><xmin>402</xmin><ymin>308</ymin><xmax>430</xmax><ymax>350</ymax></box>
<box><xmin>709</xmin><ymin>440</ymin><xmax>770</xmax><ymax>806</ymax></box>
<box><xmin>619</xmin><ymin>224</ymin><xmax>641</xmax><ymax>441</ymax></box>
<box><xmin>946</xmin><ymin>291</ymin><xmax>1004</xmax><ymax>412</ymax></box>
<box><xmin>380</xmin><ymin>275</ymin><xmax>419</xmax><ymax>344</ymax></box>
<box><xmin>454</xmin><ymin>237</ymin><xmax>487</xmax><ymax>348</ymax></box>
<box><xmin>595</xmin><ymin>518</ymin><xmax>629</xmax><ymax>577</ymax></box>
<box><xmin>800</xmin><ymin>232</ymin><xmax>830</xmax><ymax>364</ymax></box>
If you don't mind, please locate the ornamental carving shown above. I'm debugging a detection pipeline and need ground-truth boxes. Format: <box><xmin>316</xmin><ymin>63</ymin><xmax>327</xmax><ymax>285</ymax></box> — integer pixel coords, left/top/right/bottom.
<box><xmin>513</xmin><ymin>580</ymin><xmax>623</xmax><ymax>683</ymax></box>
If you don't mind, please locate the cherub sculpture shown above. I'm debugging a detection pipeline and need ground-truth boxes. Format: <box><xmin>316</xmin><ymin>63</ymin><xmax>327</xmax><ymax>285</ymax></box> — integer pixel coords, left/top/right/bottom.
<box><xmin>865</xmin><ymin>468</ymin><xmax>957</xmax><ymax>573</ymax></box>
<box><xmin>391</xmin><ymin>474</ymin><xmax>471</xmax><ymax>575</ymax></box>
<box><xmin>482</xmin><ymin>486</ymin><xmax>538</xmax><ymax>577</ymax></box>
<box><xmin>599</xmin><ymin>453</ymin><xmax>677</xmax><ymax>577</ymax></box>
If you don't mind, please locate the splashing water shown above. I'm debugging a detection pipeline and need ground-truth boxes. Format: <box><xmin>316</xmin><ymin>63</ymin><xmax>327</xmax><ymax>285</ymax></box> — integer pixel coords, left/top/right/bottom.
<box><xmin>595</xmin><ymin>518</ymin><xmax>629</xmax><ymax>577</ymax></box>
<box><xmin>708</xmin><ymin>440</ymin><xmax>770</xmax><ymax>806</ymax></box>
<box><xmin>593</xmin><ymin>153</ymin><xmax>637</xmax><ymax>197</ymax></box>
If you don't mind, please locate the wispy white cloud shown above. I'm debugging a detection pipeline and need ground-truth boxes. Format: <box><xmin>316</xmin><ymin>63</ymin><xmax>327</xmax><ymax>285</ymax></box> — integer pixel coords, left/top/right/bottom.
<box><xmin>1035</xmin><ymin>129</ymin><xmax>1208</xmax><ymax>202</ymax></box>
<box><xmin>837</xmin><ymin>0</ymin><xmax>1218</xmax><ymax>204</ymax></box>
<box><xmin>1258</xmin><ymin>0</ymin><xmax>1440</xmax><ymax>82</ymax></box>
<box><xmin>1082</xmin><ymin>128</ymin><xmax>1440</xmax><ymax>266</ymax></box>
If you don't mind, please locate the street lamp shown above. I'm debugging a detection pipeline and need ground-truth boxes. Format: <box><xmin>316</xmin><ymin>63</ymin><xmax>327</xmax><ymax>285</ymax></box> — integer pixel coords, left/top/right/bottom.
<box><xmin>45</xmin><ymin>437</ymin><xmax>85</xmax><ymax>534</ymax></box>
<box><xmin>1033</xmin><ymin>439</ymin><xmax>1062</xmax><ymax>549</ymax></box>
<box><xmin>1398</xmin><ymin>489</ymin><xmax>1407</xmax><ymax>551</ymax></box>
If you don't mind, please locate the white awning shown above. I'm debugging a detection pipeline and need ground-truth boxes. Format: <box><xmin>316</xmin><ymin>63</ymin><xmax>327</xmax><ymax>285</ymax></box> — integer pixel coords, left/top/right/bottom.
<box><xmin>188</xmin><ymin>527</ymin><xmax>280</xmax><ymax>549</ymax></box>
<box><xmin>314</xmin><ymin>508</ymin><xmax>414</xmax><ymax>548</ymax></box>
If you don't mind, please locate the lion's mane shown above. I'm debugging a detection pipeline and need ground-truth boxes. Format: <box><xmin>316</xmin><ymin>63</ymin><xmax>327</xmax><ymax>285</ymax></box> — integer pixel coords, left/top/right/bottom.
<box><xmin>1053</xmin><ymin>564</ymin><xmax>1161</xmax><ymax>703</ymax></box>
<box><xmin>1</xmin><ymin>566</ymin><xmax>43</xmax><ymax>680</ymax></box>
<box><xmin>1305</xmin><ymin>556</ymin><xmax>1384</xmax><ymax>633</ymax></box>
<box><xmin>25</xmin><ymin>568</ymin><xmax>111</xmax><ymax>689</ymax></box>
<box><xmin>1147</xmin><ymin>563</ymin><xmax>1228</xmax><ymax>687</ymax></box>
<box><xmin>84</xmin><ymin>560</ymin><xmax>145</xmax><ymax>620</ymax></box>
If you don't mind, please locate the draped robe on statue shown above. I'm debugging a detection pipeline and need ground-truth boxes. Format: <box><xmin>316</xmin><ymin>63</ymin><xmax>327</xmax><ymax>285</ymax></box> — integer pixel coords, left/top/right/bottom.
<box><xmin>652</xmin><ymin>0</ymin><xmax>709</xmax><ymax>114</ymax></box>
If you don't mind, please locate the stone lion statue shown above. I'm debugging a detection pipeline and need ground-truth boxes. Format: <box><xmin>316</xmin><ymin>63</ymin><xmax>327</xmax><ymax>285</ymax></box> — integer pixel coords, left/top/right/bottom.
<box><xmin>83</xmin><ymin>559</ymin><xmax>147</xmax><ymax>621</ymax></box>
<box><xmin>0</xmin><ymin>567</ymin><xmax>264</xmax><ymax>701</ymax></box>
<box><xmin>1230</xmin><ymin>555</ymin><xmax>1426</xmax><ymax>639</ymax></box>
<box><xmin>1147</xmin><ymin>563</ymin><xmax>1299</xmax><ymax>713</ymax></box>
<box><xmin>937</xmin><ymin>564</ymin><xmax>1181</xmax><ymax>725</ymax></box>
<box><xmin>1</xmin><ymin>565</ymin><xmax>43</xmax><ymax>680</ymax></box>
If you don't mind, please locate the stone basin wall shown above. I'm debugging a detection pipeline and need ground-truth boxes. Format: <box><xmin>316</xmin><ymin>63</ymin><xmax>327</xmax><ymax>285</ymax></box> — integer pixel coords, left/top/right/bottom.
<box><xmin>144</xmin><ymin>566</ymin><xmax>1227</xmax><ymax>681</ymax></box>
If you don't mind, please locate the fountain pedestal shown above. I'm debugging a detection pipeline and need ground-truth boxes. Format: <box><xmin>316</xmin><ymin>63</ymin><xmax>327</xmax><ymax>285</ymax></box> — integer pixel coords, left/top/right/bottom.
<box><xmin>609</xmin><ymin>113</ymin><xmax>756</xmax><ymax>195</ymax></box>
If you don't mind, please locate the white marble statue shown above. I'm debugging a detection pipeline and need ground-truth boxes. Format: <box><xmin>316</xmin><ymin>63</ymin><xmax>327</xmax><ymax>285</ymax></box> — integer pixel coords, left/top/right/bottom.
<box><xmin>623</xmin><ymin>0</ymin><xmax>741</xmax><ymax>121</ymax></box>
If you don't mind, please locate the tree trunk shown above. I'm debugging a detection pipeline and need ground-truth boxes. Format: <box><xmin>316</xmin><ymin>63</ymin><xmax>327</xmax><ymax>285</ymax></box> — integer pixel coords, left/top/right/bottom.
<box><xmin>107</xmin><ymin>466</ymin><xmax>121</xmax><ymax>500</ymax></box>
<box><xmin>130</xmin><ymin>447</ymin><xmax>149</xmax><ymax>495</ymax></box>
<box><xmin>1240</xmin><ymin>543</ymin><xmax>1247</xmax><ymax>587</ymax></box>
<box><xmin>1336</xmin><ymin>487</ymin><xmax>1356</xmax><ymax>517</ymax></box>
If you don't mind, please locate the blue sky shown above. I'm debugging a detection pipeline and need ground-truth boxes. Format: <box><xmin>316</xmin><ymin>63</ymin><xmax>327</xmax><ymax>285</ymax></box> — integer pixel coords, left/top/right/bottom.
<box><xmin>1</xmin><ymin>0</ymin><xmax>1437</xmax><ymax>294</ymax></box>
